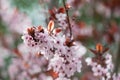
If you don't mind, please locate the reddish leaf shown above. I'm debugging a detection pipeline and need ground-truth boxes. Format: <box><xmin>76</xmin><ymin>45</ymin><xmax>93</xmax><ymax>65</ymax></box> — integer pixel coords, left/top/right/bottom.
<box><xmin>47</xmin><ymin>20</ymin><xmax>54</xmax><ymax>32</ymax></box>
<box><xmin>96</xmin><ymin>43</ymin><xmax>103</xmax><ymax>53</ymax></box>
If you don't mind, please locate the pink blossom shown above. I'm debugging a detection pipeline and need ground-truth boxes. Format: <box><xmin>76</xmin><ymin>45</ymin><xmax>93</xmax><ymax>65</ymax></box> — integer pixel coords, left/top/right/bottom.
<box><xmin>56</xmin><ymin>13</ymin><xmax>67</xmax><ymax>21</ymax></box>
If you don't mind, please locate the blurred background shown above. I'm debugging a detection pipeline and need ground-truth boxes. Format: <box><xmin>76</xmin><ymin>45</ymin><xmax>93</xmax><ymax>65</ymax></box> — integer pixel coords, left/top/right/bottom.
<box><xmin>0</xmin><ymin>0</ymin><xmax>120</xmax><ymax>80</ymax></box>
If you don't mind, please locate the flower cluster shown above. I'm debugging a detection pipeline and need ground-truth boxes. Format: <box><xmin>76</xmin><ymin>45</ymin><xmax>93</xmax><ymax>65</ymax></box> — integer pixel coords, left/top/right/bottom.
<box><xmin>8</xmin><ymin>52</ymin><xmax>50</xmax><ymax>80</ymax></box>
<box><xmin>49</xmin><ymin>7</ymin><xmax>68</xmax><ymax>30</ymax></box>
<box><xmin>0</xmin><ymin>0</ymin><xmax>32</xmax><ymax>34</ymax></box>
<box><xmin>48</xmin><ymin>42</ymin><xmax>86</xmax><ymax>78</ymax></box>
<box><xmin>85</xmin><ymin>43</ymin><xmax>114</xmax><ymax>80</ymax></box>
<box><xmin>22</xmin><ymin>20</ymin><xmax>86</xmax><ymax>79</ymax></box>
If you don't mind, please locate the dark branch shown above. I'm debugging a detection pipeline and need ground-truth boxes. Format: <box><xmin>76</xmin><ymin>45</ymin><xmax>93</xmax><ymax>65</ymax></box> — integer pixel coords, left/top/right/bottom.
<box><xmin>63</xmin><ymin>0</ymin><xmax>72</xmax><ymax>39</ymax></box>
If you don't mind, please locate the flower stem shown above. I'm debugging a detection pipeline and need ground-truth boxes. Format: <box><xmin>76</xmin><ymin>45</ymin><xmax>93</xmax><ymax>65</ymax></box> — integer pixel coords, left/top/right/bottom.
<box><xmin>63</xmin><ymin>0</ymin><xmax>72</xmax><ymax>39</ymax></box>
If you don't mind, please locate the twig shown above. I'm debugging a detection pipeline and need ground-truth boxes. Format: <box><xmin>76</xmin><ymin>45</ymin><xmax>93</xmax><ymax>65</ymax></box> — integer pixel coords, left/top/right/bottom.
<box><xmin>63</xmin><ymin>0</ymin><xmax>72</xmax><ymax>39</ymax></box>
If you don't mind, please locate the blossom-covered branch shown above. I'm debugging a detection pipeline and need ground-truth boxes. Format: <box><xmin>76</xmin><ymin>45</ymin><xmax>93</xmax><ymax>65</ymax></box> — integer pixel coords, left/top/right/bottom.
<box><xmin>21</xmin><ymin>20</ymin><xmax>86</xmax><ymax>79</ymax></box>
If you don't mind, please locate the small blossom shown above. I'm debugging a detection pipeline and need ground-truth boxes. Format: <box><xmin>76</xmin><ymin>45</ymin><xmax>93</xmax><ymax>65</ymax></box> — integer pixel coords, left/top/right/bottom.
<box><xmin>58</xmin><ymin>21</ymin><xmax>68</xmax><ymax>29</ymax></box>
<box><xmin>8</xmin><ymin>53</ymin><xmax>48</xmax><ymax>80</ymax></box>
<box><xmin>85</xmin><ymin>58</ymin><xmax>92</xmax><ymax>65</ymax></box>
<box><xmin>112</xmin><ymin>73</ymin><xmax>120</xmax><ymax>80</ymax></box>
<box><xmin>56</xmin><ymin>13</ymin><xmax>67</xmax><ymax>21</ymax></box>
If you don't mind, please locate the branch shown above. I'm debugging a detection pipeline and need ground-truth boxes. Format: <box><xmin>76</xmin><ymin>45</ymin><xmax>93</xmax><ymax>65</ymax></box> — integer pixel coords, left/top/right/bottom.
<box><xmin>63</xmin><ymin>0</ymin><xmax>72</xmax><ymax>39</ymax></box>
